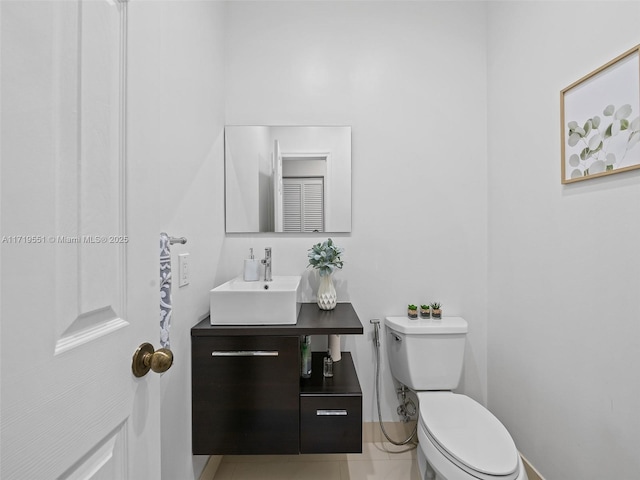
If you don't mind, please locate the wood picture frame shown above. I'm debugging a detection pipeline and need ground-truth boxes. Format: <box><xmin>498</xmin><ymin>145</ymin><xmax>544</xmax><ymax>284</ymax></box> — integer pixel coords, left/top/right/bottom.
<box><xmin>561</xmin><ymin>45</ymin><xmax>640</xmax><ymax>184</ymax></box>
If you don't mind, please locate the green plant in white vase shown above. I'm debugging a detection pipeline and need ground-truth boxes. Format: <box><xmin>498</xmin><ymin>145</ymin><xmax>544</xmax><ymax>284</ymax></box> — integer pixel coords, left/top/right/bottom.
<box><xmin>307</xmin><ymin>238</ymin><xmax>344</xmax><ymax>310</ymax></box>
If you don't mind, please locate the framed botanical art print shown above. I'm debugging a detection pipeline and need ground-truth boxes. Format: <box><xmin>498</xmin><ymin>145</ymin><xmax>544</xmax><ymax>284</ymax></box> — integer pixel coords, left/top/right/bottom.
<box><xmin>561</xmin><ymin>45</ymin><xmax>640</xmax><ymax>184</ymax></box>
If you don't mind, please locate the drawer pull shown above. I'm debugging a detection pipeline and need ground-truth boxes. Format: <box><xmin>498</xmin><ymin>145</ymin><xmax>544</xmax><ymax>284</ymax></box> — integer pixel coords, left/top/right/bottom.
<box><xmin>316</xmin><ymin>409</ymin><xmax>348</xmax><ymax>416</ymax></box>
<box><xmin>211</xmin><ymin>351</ymin><xmax>279</xmax><ymax>357</ymax></box>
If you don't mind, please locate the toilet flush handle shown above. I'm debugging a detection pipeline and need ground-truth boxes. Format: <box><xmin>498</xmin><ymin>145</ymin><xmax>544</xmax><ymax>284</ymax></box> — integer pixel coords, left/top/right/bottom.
<box><xmin>389</xmin><ymin>332</ymin><xmax>402</xmax><ymax>343</ymax></box>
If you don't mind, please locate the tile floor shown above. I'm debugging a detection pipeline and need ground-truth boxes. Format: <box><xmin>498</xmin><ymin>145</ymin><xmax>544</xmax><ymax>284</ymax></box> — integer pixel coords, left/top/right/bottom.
<box><xmin>207</xmin><ymin>442</ymin><xmax>421</xmax><ymax>480</ymax></box>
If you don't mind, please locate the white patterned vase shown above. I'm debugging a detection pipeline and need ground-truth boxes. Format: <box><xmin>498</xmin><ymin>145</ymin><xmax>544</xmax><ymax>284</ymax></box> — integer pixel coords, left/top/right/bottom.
<box><xmin>317</xmin><ymin>273</ymin><xmax>337</xmax><ymax>310</ymax></box>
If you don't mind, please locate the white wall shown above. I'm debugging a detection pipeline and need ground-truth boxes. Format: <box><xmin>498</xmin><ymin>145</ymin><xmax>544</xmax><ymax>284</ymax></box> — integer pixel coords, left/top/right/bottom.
<box><xmin>487</xmin><ymin>2</ymin><xmax>640</xmax><ymax>478</ymax></box>
<box><xmin>127</xmin><ymin>2</ymin><xmax>226</xmax><ymax>479</ymax></box>
<box><xmin>222</xmin><ymin>0</ymin><xmax>489</xmax><ymax>422</ymax></box>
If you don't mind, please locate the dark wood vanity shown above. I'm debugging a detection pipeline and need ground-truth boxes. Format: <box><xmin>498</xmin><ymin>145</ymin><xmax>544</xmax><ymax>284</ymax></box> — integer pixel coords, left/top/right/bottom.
<box><xmin>191</xmin><ymin>303</ymin><xmax>363</xmax><ymax>455</ymax></box>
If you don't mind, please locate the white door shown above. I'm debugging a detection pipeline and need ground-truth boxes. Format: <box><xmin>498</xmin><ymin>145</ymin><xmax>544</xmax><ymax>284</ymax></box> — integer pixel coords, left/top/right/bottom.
<box><xmin>1</xmin><ymin>1</ymin><xmax>162</xmax><ymax>479</ymax></box>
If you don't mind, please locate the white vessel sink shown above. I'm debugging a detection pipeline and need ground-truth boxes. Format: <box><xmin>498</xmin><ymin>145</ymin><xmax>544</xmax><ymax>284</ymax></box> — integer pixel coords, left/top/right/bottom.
<box><xmin>209</xmin><ymin>276</ymin><xmax>302</xmax><ymax>325</ymax></box>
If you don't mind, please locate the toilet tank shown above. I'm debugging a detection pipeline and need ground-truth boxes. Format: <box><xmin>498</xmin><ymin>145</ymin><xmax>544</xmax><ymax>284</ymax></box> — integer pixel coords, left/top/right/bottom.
<box><xmin>384</xmin><ymin>316</ymin><xmax>468</xmax><ymax>391</ymax></box>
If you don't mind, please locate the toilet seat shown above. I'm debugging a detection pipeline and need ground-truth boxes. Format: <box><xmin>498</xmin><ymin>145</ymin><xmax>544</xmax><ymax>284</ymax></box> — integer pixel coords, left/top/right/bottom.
<box><xmin>417</xmin><ymin>392</ymin><xmax>520</xmax><ymax>480</ymax></box>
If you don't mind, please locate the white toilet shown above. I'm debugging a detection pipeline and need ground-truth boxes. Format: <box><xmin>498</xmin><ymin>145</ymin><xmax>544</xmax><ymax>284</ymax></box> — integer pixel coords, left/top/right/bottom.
<box><xmin>384</xmin><ymin>316</ymin><xmax>528</xmax><ymax>480</ymax></box>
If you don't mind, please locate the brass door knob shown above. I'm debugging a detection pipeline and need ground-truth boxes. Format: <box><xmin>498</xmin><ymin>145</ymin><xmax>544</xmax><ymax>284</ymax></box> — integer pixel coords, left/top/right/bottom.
<box><xmin>132</xmin><ymin>342</ymin><xmax>174</xmax><ymax>377</ymax></box>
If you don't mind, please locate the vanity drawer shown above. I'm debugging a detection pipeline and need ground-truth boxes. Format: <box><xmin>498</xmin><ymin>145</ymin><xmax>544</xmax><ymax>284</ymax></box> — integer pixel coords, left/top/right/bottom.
<box><xmin>300</xmin><ymin>394</ymin><xmax>362</xmax><ymax>453</ymax></box>
<box><xmin>192</xmin><ymin>335</ymin><xmax>300</xmax><ymax>454</ymax></box>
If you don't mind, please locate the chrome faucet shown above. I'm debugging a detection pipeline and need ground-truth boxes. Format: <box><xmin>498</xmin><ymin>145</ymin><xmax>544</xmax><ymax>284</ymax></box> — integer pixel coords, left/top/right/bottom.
<box><xmin>261</xmin><ymin>247</ymin><xmax>272</xmax><ymax>281</ymax></box>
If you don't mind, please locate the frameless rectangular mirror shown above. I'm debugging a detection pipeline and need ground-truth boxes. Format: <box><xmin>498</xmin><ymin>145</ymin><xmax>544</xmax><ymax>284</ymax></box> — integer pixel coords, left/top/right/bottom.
<box><xmin>225</xmin><ymin>126</ymin><xmax>352</xmax><ymax>233</ymax></box>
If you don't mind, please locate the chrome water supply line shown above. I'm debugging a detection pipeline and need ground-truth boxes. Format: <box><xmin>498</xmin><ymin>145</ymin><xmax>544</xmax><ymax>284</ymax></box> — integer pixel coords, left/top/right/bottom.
<box><xmin>396</xmin><ymin>385</ymin><xmax>417</xmax><ymax>422</ymax></box>
<box><xmin>370</xmin><ymin>319</ymin><xmax>417</xmax><ymax>446</ymax></box>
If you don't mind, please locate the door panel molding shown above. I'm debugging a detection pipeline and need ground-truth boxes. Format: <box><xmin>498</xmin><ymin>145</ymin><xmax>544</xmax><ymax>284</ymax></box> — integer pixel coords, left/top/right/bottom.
<box><xmin>53</xmin><ymin>0</ymin><xmax>128</xmax><ymax>354</ymax></box>
<box><xmin>54</xmin><ymin>307</ymin><xmax>128</xmax><ymax>356</ymax></box>
<box><xmin>58</xmin><ymin>421</ymin><xmax>128</xmax><ymax>480</ymax></box>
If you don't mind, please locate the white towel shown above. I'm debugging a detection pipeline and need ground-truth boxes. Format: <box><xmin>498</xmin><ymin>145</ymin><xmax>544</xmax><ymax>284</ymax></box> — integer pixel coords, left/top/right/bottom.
<box><xmin>160</xmin><ymin>233</ymin><xmax>172</xmax><ymax>349</ymax></box>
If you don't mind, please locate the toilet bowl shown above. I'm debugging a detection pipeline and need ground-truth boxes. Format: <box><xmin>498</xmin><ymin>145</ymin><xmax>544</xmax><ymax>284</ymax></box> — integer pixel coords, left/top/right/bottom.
<box><xmin>416</xmin><ymin>392</ymin><xmax>527</xmax><ymax>480</ymax></box>
<box><xmin>384</xmin><ymin>316</ymin><xmax>528</xmax><ymax>480</ymax></box>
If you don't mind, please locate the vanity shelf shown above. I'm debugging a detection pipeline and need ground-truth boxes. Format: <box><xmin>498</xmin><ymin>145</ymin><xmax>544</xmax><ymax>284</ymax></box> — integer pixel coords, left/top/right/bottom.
<box><xmin>191</xmin><ymin>303</ymin><xmax>363</xmax><ymax>455</ymax></box>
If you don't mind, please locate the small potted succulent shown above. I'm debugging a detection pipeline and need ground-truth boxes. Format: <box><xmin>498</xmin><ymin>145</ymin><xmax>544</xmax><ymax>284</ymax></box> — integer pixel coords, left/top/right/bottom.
<box><xmin>430</xmin><ymin>302</ymin><xmax>442</xmax><ymax>319</ymax></box>
<box><xmin>407</xmin><ymin>304</ymin><xmax>418</xmax><ymax>319</ymax></box>
<box><xmin>420</xmin><ymin>304</ymin><xmax>431</xmax><ymax>319</ymax></box>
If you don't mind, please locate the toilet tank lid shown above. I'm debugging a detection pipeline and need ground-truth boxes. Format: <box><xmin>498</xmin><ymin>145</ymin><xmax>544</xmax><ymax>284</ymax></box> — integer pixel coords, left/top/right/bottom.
<box><xmin>384</xmin><ymin>316</ymin><xmax>468</xmax><ymax>334</ymax></box>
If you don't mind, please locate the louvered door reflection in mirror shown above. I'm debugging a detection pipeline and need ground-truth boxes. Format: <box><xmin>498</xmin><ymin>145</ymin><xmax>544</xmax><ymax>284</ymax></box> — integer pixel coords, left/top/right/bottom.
<box><xmin>283</xmin><ymin>178</ymin><xmax>324</xmax><ymax>232</ymax></box>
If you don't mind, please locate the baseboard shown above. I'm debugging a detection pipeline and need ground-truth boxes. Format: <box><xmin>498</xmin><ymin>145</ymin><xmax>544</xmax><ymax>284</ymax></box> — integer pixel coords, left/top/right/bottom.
<box><xmin>198</xmin><ymin>455</ymin><xmax>222</xmax><ymax>480</ymax></box>
<box><xmin>362</xmin><ymin>421</ymin><xmax>418</xmax><ymax>443</ymax></box>
<box><xmin>520</xmin><ymin>454</ymin><xmax>545</xmax><ymax>480</ymax></box>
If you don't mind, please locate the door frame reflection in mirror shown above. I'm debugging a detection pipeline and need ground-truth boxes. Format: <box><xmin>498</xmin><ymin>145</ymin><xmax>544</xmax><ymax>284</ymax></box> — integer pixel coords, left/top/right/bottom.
<box><xmin>282</xmin><ymin>152</ymin><xmax>329</xmax><ymax>233</ymax></box>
